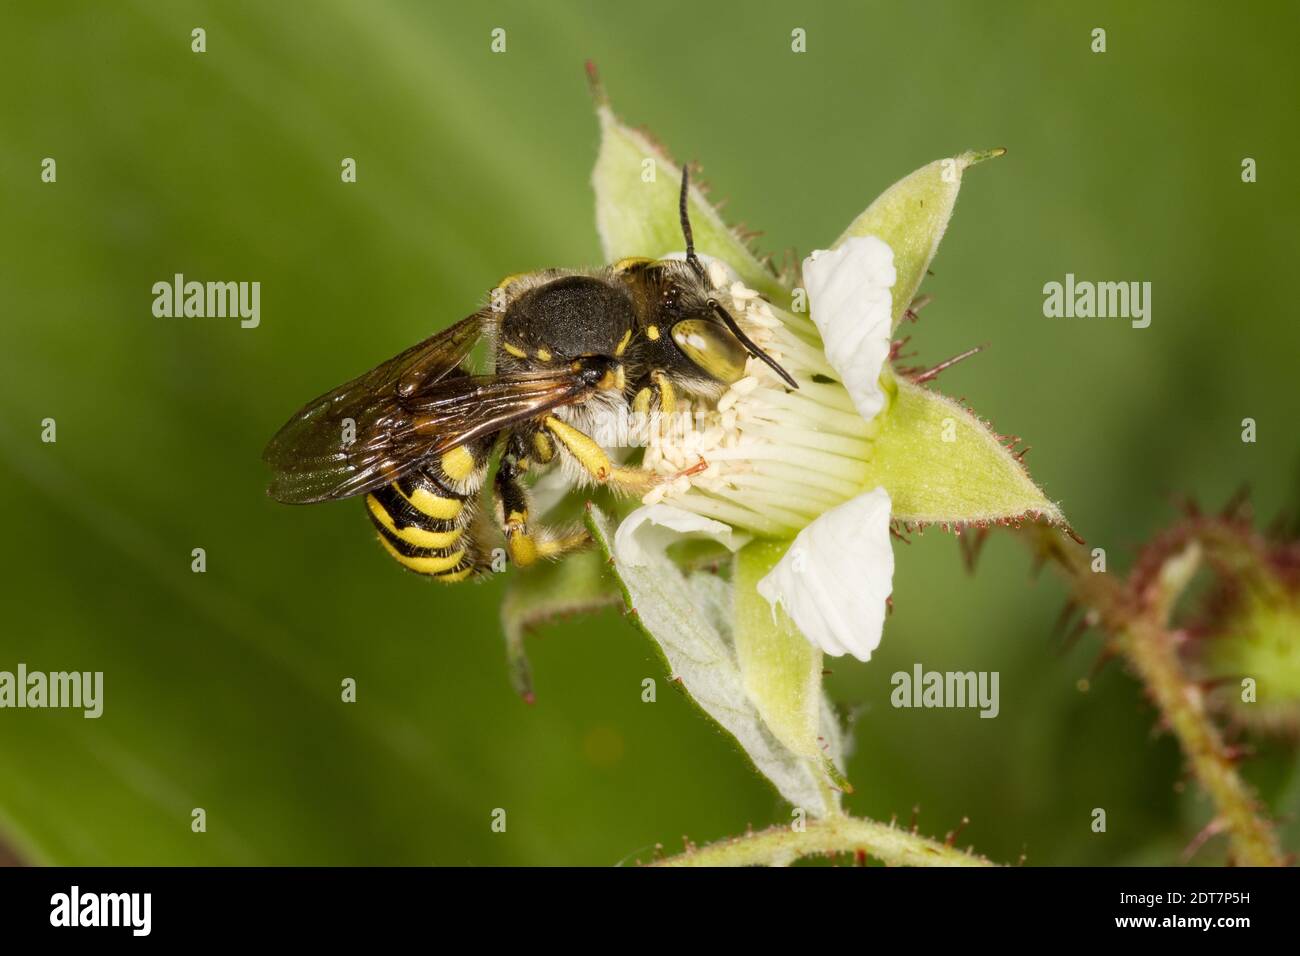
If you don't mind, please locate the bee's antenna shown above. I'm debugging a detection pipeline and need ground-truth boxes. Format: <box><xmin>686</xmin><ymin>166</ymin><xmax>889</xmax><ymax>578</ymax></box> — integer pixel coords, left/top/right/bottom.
<box><xmin>681</xmin><ymin>164</ymin><xmax>795</xmax><ymax>389</ymax></box>
<box><xmin>710</xmin><ymin>300</ymin><xmax>799</xmax><ymax>389</ymax></box>
<box><xmin>680</xmin><ymin>165</ymin><xmax>706</xmax><ymax>280</ymax></box>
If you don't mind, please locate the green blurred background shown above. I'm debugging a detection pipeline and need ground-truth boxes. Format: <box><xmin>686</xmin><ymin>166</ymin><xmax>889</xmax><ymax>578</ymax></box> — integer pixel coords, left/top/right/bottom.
<box><xmin>2</xmin><ymin>0</ymin><xmax>1297</xmax><ymax>865</ymax></box>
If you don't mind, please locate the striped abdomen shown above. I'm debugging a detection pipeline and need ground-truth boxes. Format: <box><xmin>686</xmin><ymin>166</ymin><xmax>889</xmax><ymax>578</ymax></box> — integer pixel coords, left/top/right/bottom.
<box><xmin>364</xmin><ymin>445</ymin><xmax>488</xmax><ymax>583</ymax></box>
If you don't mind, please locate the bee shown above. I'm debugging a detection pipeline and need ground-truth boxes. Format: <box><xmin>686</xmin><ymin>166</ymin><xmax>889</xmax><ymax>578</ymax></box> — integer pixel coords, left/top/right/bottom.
<box><xmin>263</xmin><ymin>169</ymin><xmax>795</xmax><ymax>581</ymax></box>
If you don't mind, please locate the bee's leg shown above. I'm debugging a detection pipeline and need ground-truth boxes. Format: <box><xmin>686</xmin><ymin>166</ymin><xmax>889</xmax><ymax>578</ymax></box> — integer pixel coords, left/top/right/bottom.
<box><xmin>631</xmin><ymin>370</ymin><xmax>678</xmax><ymax>416</ymax></box>
<box><xmin>542</xmin><ymin>415</ymin><xmax>658</xmax><ymax>495</ymax></box>
<box><xmin>495</xmin><ymin>436</ymin><xmax>589</xmax><ymax>567</ymax></box>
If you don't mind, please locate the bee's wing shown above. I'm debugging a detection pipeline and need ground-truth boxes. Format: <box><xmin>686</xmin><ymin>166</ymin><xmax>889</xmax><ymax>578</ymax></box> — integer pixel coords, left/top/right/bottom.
<box><xmin>264</xmin><ymin>315</ymin><xmax>592</xmax><ymax>503</ymax></box>
<box><xmin>266</xmin><ymin>311</ymin><xmax>487</xmax><ymax>453</ymax></box>
<box><xmin>265</xmin><ymin>371</ymin><xmax>596</xmax><ymax>503</ymax></box>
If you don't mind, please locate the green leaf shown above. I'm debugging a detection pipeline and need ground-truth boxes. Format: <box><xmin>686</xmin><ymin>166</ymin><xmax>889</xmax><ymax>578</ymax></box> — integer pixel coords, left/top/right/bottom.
<box><xmin>499</xmin><ymin>547</ymin><xmax>623</xmax><ymax>702</ymax></box>
<box><xmin>866</xmin><ymin>378</ymin><xmax>1064</xmax><ymax>527</ymax></box>
<box><xmin>833</xmin><ymin>148</ymin><xmax>1005</xmax><ymax>330</ymax></box>
<box><xmin>591</xmin><ymin>98</ymin><xmax>787</xmax><ymax>301</ymax></box>
<box><xmin>586</xmin><ymin>505</ymin><xmax>844</xmax><ymax>814</ymax></box>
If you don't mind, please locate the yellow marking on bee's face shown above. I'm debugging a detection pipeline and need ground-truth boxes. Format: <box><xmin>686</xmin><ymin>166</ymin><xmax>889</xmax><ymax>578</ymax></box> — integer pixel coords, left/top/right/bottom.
<box><xmin>367</xmin><ymin>495</ymin><xmax>462</xmax><ymax>549</ymax></box>
<box><xmin>440</xmin><ymin>446</ymin><xmax>477</xmax><ymax>482</ymax></box>
<box><xmin>535</xmin><ymin>347</ymin><xmax>552</xmax><ymax>361</ymax></box>
<box><xmin>646</xmin><ymin>325</ymin><xmax>660</xmax><ymax>341</ymax></box>
<box><xmin>502</xmin><ymin>341</ymin><xmax>528</xmax><ymax>359</ymax></box>
<box><xmin>401</xmin><ymin>486</ymin><xmax>462</xmax><ymax>520</ymax></box>
<box><xmin>614</xmin><ymin>328</ymin><xmax>632</xmax><ymax>357</ymax></box>
<box><xmin>377</xmin><ymin>536</ymin><xmax>467</xmax><ymax>574</ymax></box>
<box><xmin>613</xmin><ymin>256</ymin><xmax>652</xmax><ymax>273</ymax></box>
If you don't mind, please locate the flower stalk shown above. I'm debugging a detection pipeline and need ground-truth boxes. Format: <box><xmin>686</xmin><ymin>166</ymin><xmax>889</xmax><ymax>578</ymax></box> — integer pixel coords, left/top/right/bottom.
<box><xmin>652</xmin><ymin>813</ymin><xmax>995</xmax><ymax>867</ymax></box>
<box><xmin>1027</xmin><ymin>525</ymin><xmax>1286</xmax><ymax>866</ymax></box>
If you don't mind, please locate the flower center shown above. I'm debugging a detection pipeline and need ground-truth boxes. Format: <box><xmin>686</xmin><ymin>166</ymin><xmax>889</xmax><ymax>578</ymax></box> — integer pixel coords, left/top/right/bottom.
<box><xmin>641</xmin><ymin>264</ymin><xmax>882</xmax><ymax>537</ymax></box>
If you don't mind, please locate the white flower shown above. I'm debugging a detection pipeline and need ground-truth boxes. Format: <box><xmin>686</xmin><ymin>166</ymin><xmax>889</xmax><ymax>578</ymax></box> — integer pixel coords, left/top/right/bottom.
<box><xmin>803</xmin><ymin>239</ymin><xmax>896</xmax><ymax>423</ymax></box>
<box><xmin>617</xmin><ymin>236</ymin><xmax>899</xmax><ymax>661</ymax></box>
<box><xmin>756</xmin><ymin>488</ymin><xmax>893</xmax><ymax>661</ymax></box>
<box><xmin>613</xmin><ymin>502</ymin><xmax>749</xmax><ymax>566</ymax></box>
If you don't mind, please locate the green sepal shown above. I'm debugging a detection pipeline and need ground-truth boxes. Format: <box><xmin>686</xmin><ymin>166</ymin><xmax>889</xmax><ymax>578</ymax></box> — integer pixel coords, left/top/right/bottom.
<box><xmin>833</xmin><ymin>149</ymin><xmax>1005</xmax><ymax>330</ymax></box>
<box><xmin>734</xmin><ymin>540</ymin><xmax>849</xmax><ymax>797</ymax></box>
<box><xmin>591</xmin><ymin>98</ymin><xmax>787</xmax><ymax>301</ymax></box>
<box><xmin>865</xmin><ymin>378</ymin><xmax>1063</xmax><ymax>527</ymax></box>
<box><xmin>586</xmin><ymin>505</ymin><xmax>846</xmax><ymax>815</ymax></box>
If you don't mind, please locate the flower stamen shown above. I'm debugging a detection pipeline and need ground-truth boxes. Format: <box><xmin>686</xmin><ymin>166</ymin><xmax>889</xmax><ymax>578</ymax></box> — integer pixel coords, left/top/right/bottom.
<box><xmin>641</xmin><ymin>270</ymin><xmax>881</xmax><ymax>537</ymax></box>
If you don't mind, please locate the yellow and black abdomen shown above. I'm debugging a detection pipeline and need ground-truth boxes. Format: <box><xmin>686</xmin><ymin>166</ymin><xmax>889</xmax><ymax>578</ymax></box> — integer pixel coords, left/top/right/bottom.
<box><xmin>364</xmin><ymin>445</ymin><xmax>489</xmax><ymax>583</ymax></box>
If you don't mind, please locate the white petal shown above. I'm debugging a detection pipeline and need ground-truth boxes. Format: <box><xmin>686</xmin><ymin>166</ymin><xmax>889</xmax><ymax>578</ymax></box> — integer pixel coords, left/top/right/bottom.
<box><xmin>614</xmin><ymin>503</ymin><xmax>749</xmax><ymax>567</ymax></box>
<box><xmin>756</xmin><ymin>487</ymin><xmax>894</xmax><ymax>662</ymax></box>
<box><xmin>802</xmin><ymin>236</ymin><xmax>896</xmax><ymax>423</ymax></box>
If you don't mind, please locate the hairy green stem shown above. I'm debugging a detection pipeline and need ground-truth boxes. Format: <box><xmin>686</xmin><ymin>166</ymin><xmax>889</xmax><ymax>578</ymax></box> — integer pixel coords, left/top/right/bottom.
<box><xmin>1121</xmin><ymin>615</ymin><xmax>1284</xmax><ymax>865</ymax></box>
<box><xmin>1029</xmin><ymin>527</ymin><xmax>1285</xmax><ymax>866</ymax></box>
<box><xmin>653</xmin><ymin>815</ymin><xmax>994</xmax><ymax>867</ymax></box>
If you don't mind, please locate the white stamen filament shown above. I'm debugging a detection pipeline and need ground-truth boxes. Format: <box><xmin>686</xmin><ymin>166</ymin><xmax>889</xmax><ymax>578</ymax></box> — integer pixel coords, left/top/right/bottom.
<box><xmin>641</xmin><ymin>267</ymin><xmax>884</xmax><ymax>536</ymax></box>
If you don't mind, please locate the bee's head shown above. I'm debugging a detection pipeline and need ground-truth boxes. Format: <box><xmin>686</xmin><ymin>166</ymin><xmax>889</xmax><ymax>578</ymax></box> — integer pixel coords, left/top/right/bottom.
<box><xmin>663</xmin><ymin>165</ymin><xmax>798</xmax><ymax>390</ymax></box>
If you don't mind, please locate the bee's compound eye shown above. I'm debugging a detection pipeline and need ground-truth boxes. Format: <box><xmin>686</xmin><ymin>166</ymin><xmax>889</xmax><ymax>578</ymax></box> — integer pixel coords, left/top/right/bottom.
<box><xmin>670</xmin><ymin>319</ymin><xmax>749</xmax><ymax>384</ymax></box>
